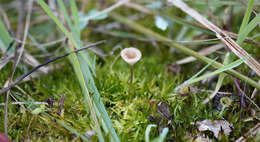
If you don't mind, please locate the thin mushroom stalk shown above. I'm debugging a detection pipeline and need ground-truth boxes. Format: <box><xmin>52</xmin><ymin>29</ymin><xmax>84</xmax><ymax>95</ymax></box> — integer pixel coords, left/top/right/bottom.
<box><xmin>129</xmin><ymin>65</ymin><xmax>134</xmax><ymax>94</ymax></box>
<box><xmin>120</xmin><ymin>47</ymin><xmax>142</xmax><ymax>94</ymax></box>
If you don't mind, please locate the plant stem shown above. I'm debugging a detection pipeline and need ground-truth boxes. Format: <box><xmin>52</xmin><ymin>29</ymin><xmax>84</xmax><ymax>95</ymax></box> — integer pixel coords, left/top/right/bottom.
<box><xmin>129</xmin><ymin>65</ymin><xmax>134</xmax><ymax>94</ymax></box>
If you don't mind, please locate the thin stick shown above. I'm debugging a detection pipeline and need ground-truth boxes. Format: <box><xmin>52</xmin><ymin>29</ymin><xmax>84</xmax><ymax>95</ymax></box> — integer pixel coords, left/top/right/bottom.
<box><xmin>13</xmin><ymin>36</ymin><xmax>66</xmax><ymax>47</ymax></box>
<box><xmin>0</xmin><ymin>5</ymin><xmax>11</xmax><ymax>29</ymax></box>
<box><xmin>4</xmin><ymin>0</ymin><xmax>33</xmax><ymax>134</ymax></box>
<box><xmin>129</xmin><ymin>65</ymin><xmax>134</xmax><ymax>94</ymax></box>
<box><xmin>176</xmin><ymin>44</ymin><xmax>223</xmax><ymax>65</ymax></box>
<box><xmin>0</xmin><ymin>102</ymin><xmax>48</xmax><ymax>106</ymax></box>
<box><xmin>233</xmin><ymin>78</ymin><xmax>260</xmax><ymax>111</ymax></box>
<box><xmin>0</xmin><ymin>40</ymin><xmax>105</xmax><ymax>96</ymax></box>
<box><xmin>15</xmin><ymin>0</ymin><xmax>33</xmax><ymax>69</ymax></box>
<box><xmin>251</xmin><ymin>80</ymin><xmax>260</xmax><ymax>99</ymax></box>
<box><xmin>82</xmin><ymin>0</ymin><xmax>129</xmax><ymax>21</ymax></box>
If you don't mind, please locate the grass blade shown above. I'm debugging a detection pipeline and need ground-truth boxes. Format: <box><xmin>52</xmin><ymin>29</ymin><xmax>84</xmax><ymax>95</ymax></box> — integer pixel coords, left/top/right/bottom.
<box><xmin>174</xmin><ymin>57</ymin><xmax>218</xmax><ymax>93</ymax></box>
<box><xmin>237</xmin><ymin>13</ymin><xmax>260</xmax><ymax>45</ymax></box>
<box><xmin>203</xmin><ymin>52</ymin><xmax>230</xmax><ymax>104</ymax></box>
<box><xmin>187</xmin><ymin>56</ymin><xmax>248</xmax><ymax>85</ymax></box>
<box><xmin>236</xmin><ymin>0</ymin><xmax>254</xmax><ymax>45</ymax></box>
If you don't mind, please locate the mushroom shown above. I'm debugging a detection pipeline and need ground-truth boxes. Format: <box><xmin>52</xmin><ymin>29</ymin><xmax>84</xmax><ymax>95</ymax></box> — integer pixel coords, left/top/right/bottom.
<box><xmin>120</xmin><ymin>47</ymin><xmax>142</xmax><ymax>94</ymax></box>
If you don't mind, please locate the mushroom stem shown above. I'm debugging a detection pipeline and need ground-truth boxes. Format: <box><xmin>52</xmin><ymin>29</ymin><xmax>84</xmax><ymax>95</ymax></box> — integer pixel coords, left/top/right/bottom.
<box><xmin>129</xmin><ymin>65</ymin><xmax>134</xmax><ymax>94</ymax></box>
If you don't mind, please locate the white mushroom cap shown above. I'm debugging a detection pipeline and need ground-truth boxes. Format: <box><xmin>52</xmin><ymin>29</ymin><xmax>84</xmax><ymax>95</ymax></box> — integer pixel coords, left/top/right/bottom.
<box><xmin>120</xmin><ymin>47</ymin><xmax>142</xmax><ymax>66</ymax></box>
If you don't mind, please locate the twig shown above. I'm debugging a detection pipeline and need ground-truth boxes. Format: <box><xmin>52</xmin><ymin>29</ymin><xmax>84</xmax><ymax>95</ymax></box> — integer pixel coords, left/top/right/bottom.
<box><xmin>233</xmin><ymin>78</ymin><xmax>260</xmax><ymax>111</ymax></box>
<box><xmin>0</xmin><ymin>5</ymin><xmax>11</xmax><ymax>29</ymax></box>
<box><xmin>15</xmin><ymin>0</ymin><xmax>25</xmax><ymax>40</ymax></box>
<box><xmin>233</xmin><ymin>78</ymin><xmax>246</xmax><ymax>108</ymax></box>
<box><xmin>206</xmin><ymin>0</ymin><xmax>217</xmax><ymax>25</ymax></box>
<box><xmin>28</xmin><ymin>34</ymin><xmax>48</xmax><ymax>53</ymax></box>
<box><xmin>0</xmin><ymin>102</ymin><xmax>48</xmax><ymax>106</ymax></box>
<box><xmin>176</xmin><ymin>44</ymin><xmax>224</xmax><ymax>65</ymax></box>
<box><xmin>4</xmin><ymin>0</ymin><xmax>33</xmax><ymax>135</ymax></box>
<box><xmin>0</xmin><ymin>40</ymin><xmax>105</xmax><ymax>96</ymax></box>
<box><xmin>237</xmin><ymin>0</ymin><xmax>259</xmax><ymax>16</ymax></box>
<box><xmin>82</xmin><ymin>0</ymin><xmax>129</xmax><ymax>22</ymax></box>
<box><xmin>225</xmin><ymin>31</ymin><xmax>260</xmax><ymax>47</ymax></box>
<box><xmin>13</xmin><ymin>36</ymin><xmax>66</xmax><ymax>48</ymax></box>
<box><xmin>15</xmin><ymin>0</ymin><xmax>33</xmax><ymax>69</ymax></box>
<box><xmin>122</xmin><ymin>1</ymin><xmax>154</xmax><ymax>15</ymax></box>
<box><xmin>251</xmin><ymin>80</ymin><xmax>260</xmax><ymax>99</ymax></box>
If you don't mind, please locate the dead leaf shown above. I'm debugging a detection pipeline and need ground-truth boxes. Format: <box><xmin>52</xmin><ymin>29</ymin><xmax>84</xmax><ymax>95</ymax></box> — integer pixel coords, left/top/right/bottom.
<box><xmin>195</xmin><ymin>120</ymin><xmax>233</xmax><ymax>138</ymax></box>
